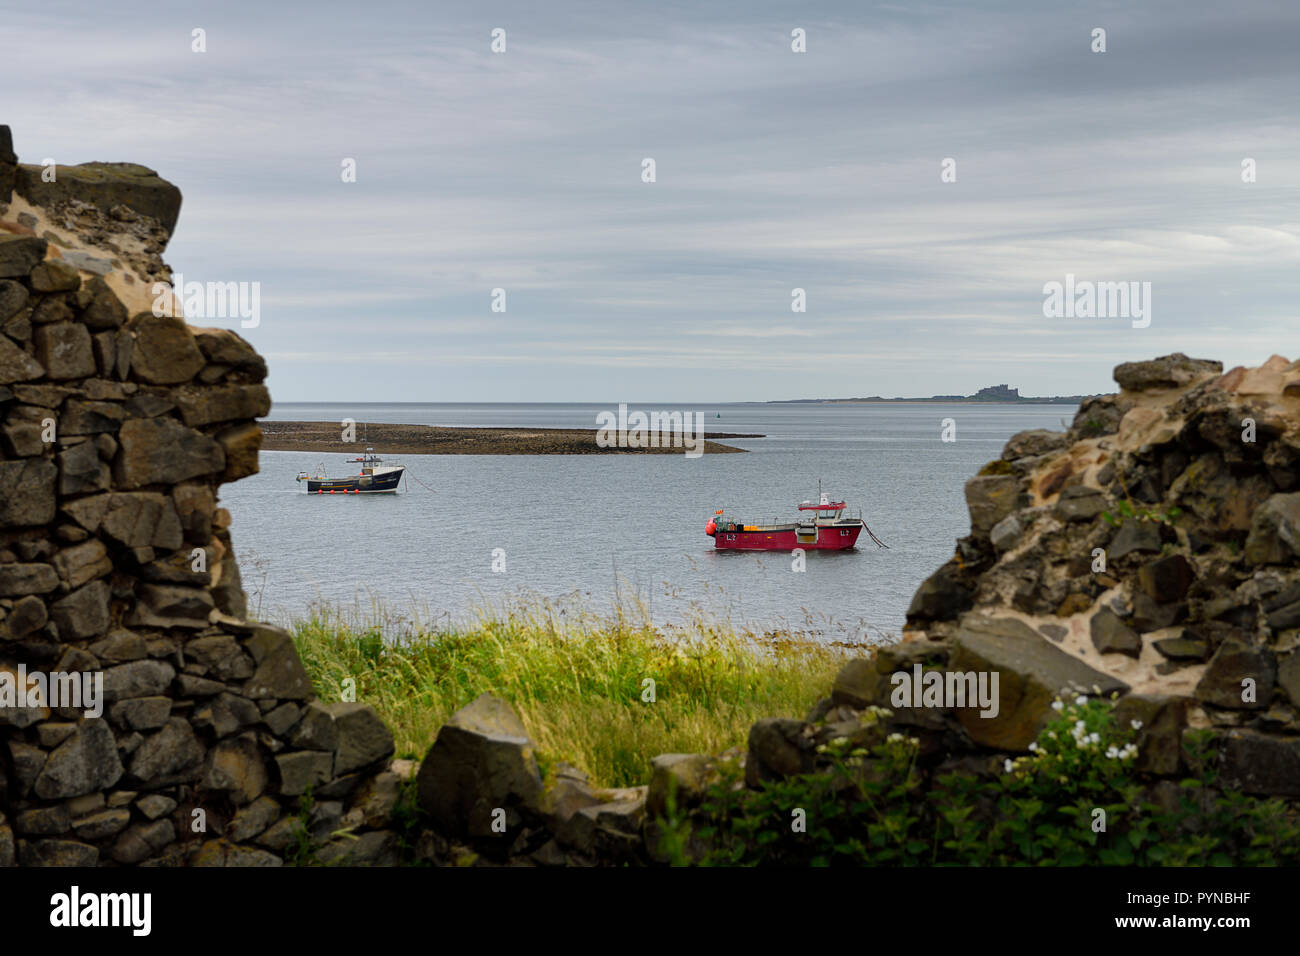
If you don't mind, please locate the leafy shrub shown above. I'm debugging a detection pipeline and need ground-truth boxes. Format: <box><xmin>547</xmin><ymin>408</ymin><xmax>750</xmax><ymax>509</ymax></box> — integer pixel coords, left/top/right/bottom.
<box><xmin>667</xmin><ymin>698</ymin><xmax>1300</xmax><ymax>866</ymax></box>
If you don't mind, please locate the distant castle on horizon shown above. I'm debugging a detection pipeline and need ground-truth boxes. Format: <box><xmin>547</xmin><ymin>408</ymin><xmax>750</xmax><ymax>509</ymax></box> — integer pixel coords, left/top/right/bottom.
<box><xmin>779</xmin><ymin>382</ymin><xmax>1093</xmax><ymax>404</ymax></box>
<box><xmin>928</xmin><ymin>383</ymin><xmax>1022</xmax><ymax>401</ymax></box>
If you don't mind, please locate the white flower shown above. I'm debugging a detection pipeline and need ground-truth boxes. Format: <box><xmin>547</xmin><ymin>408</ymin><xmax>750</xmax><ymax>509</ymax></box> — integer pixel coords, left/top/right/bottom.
<box><xmin>1028</xmin><ymin>742</ymin><xmax>1038</xmax><ymax>752</ymax></box>
<box><xmin>1090</xmin><ymin>732</ymin><xmax>1101</xmax><ymax>744</ymax></box>
<box><xmin>1048</xmin><ymin>731</ymin><xmax>1057</xmax><ymax>740</ymax></box>
<box><xmin>1074</xmin><ymin>720</ymin><xmax>1086</xmax><ymax>733</ymax></box>
<box><xmin>1106</xmin><ymin>746</ymin><xmax>1118</xmax><ymax>759</ymax></box>
<box><xmin>1051</xmin><ymin>700</ymin><xmax>1064</xmax><ymax>712</ymax></box>
<box><xmin>1130</xmin><ymin>719</ymin><xmax>1143</xmax><ymax>731</ymax></box>
<box><xmin>1075</xmin><ymin>695</ymin><xmax>1088</xmax><ymax>707</ymax></box>
<box><xmin>1004</xmin><ymin>758</ymin><xmax>1014</xmax><ymax>774</ymax></box>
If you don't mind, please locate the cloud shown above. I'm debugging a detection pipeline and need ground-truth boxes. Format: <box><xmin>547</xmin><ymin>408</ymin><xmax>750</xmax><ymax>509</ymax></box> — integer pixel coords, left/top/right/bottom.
<box><xmin>4</xmin><ymin>0</ymin><xmax>1299</xmax><ymax>400</ymax></box>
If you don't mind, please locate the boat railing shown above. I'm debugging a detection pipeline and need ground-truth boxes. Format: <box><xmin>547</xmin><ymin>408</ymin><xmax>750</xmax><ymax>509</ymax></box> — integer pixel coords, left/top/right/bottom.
<box><xmin>716</xmin><ymin>504</ymin><xmax>865</xmax><ymax>527</ymax></box>
<box><xmin>718</xmin><ymin>510</ymin><xmax>863</xmax><ymax>525</ymax></box>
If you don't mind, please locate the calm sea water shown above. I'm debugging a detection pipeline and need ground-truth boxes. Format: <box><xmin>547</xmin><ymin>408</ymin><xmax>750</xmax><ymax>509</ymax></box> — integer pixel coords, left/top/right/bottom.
<box><xmin>227</xmin><ymin>402</ymin><xmax>1077</xmax><ymax>643</ymax></box>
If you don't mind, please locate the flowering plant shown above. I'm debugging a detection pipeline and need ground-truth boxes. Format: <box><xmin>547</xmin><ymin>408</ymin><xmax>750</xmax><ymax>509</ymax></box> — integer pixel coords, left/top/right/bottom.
<box><xmin>1003</xmin><ymin>692</ymin><xmax>1139</xmax><ymax>799</ymax></box>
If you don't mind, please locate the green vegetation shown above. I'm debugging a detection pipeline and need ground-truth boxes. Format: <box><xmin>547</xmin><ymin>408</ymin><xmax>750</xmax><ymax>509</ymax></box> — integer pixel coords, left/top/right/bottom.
<box><xmin>289</xmin><ymin>598</ymin><xmax>845</xmax><ymax>788</ymax></box>
<box><xmin>661</xmin><ymin>697</ymin><xmax>1300</xmax><ymax>866</ymax></box>
<box><xmin>286</xmin><ymin>788</ymin><xmax>326</xmax><ymax>867</ymax></box>
<box><xmin>1101</xmin><ymin>497</ymin><xmax>1182</xmax><ymax>528</ymax></box>
<box><xmin>388</xmin><ymin>774</ymin><xmax>427</xmax><ymax>863</ymax></box>
<box><xmin>286</xmin><ymin>600</ymin><xmax>1298</xmax><ymax>866</ymax></box>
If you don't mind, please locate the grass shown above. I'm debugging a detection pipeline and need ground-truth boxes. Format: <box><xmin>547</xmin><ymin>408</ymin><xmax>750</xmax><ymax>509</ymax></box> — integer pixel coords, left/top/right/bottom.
<box><xmin>288</xmin><ymin>595</ymin><xmax>849</xmax><ymax>788</ymax></box>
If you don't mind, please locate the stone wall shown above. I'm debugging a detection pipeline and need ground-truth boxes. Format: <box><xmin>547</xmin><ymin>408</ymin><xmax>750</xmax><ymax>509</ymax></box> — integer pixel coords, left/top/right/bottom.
<box><xmin>875</xmin><ymin>352</ymin><xmax>1300</xmax><ymax>793</ymax></box>
<box><xmin>0</xmin><ymin>125</ymin><xmax>400</xmax><ymax>867</ymax></box>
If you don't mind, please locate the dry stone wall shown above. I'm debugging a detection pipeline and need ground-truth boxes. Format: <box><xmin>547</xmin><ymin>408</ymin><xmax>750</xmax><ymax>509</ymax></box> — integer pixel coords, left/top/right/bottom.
<box><xmin>0</xmin><ymin>125</ymin><xmax>400</xmax><ymax>867</ymax></box>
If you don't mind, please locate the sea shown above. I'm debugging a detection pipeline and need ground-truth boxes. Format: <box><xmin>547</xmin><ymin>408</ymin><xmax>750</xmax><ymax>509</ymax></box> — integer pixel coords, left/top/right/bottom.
<box><xmin>228</xmin><ymin>402</ymin><xmax>1079</xmax><ymax>644</ymax></box>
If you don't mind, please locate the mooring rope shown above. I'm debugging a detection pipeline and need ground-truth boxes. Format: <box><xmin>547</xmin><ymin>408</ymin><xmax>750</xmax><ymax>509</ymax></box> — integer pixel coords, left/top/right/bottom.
<box><xmin>405</xmin><ymin>471</ymin><xmax>437</xmax><ymax>493</ymax></box>
<box><xmin>864</xmin><ymin>524</ymin><xmax>890</xmax><ymax>548</ymax></box>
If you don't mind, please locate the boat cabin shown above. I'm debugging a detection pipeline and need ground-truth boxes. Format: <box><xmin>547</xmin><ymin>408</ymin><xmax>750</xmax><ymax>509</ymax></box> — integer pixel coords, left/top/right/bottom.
<box><xmin>798</xmin><ymin>491</ymin><xmax>847</xmax><ymax>521</ymax></box>
<box><xmin>345</xmin><ymin>448</ymin><xmax>385</xmax><ymax>476</ymax></box>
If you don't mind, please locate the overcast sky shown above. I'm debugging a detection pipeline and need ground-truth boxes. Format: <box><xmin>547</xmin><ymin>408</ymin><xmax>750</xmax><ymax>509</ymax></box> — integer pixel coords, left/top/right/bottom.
<box><xmin>5</xmin><ymin>0</ymin><xmax>1299</xmax><ymax>401</ymax></box>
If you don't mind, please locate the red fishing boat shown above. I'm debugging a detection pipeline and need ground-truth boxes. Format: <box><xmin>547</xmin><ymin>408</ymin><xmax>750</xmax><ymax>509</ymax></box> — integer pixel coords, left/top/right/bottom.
<box><xmin>706</xmin><ymin>488</ymin><xmax>888</xmax><ymax>551</ymax></box>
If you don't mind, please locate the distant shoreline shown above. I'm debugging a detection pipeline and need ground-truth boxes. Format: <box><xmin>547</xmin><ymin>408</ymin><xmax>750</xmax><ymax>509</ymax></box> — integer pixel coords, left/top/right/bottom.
<box><xmin>769</xmin><ymin>398</ymin><xmax>1088</xmax><ymax>405</ymax></box>
<box><xmin>259</xmin><ymin>421</ymin><xmax>760</xmax><ymax>455</ymax></box>
<box><xmin>773</xmin><ymin>384</ymin><xmax>1095</xmax><ymax>404</ymax></box>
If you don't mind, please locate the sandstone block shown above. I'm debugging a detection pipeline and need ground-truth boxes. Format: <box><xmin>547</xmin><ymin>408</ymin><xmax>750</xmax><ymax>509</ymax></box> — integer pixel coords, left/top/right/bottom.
<box><xmin>949</xmin><ymin>615</ymin><xmax>1127</xmax><ymax>750</ymax></box>
<box><xmin>33</xmin><ymin>718</ymin><xmax>123</xmax><ymax>799</ymax></box>
<box><xmin>0</xmin><ymin>459</ymin><xmax>56</xmax><ymax>527</ymax></box>
<box><xmin>34</xmin><ymin>321</ymin><xmax>95</xmax><ymax>379</ymax></box>
<box><xmin>127</xmin><ymin>312</ymin><xmax>204</xmax><ymax>384</ymax></box>
<box><xmin>0</xmin><ymin>334</ymin><xmax>43</xmax><ymax>384</ymax></box>
<box><xmin>49</xmin><ymin>579</ymin><xmax>111</xmax><ymax>640</ymax></box>
<box><xmin>115</xmin><ymin>416</ymin><xmax>224</xmax><ymax>487</ymax></box>
<box><xmin>0</xmin><ymin>235</ymin><xmax>46</xmax><ymax>278</ymax></box>
<box><xmin>416</xmin><ymin>693</ymin><xmax>544</xmax><ymax>839</ymax></box>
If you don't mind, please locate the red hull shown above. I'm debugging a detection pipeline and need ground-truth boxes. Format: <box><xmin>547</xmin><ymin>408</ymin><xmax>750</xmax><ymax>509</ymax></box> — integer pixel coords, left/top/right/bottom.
<box><xmin>712</xmin><ymin>524</ymin><xmax>862</xmax><ymax>550</ymax></box>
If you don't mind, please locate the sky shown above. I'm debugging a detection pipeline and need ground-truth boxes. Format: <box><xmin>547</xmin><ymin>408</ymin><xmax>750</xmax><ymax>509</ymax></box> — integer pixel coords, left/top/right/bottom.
<box><xmin>4</xmin><ymin>0</ymin><xmax>1299</xmax><ymax>401</ymax></box>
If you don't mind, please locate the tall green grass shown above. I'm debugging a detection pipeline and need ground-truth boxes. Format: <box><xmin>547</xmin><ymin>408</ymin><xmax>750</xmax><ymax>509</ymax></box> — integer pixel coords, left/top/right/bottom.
<box><xmin>288</xmin><ymin>595</ymin><xmax>850</xmax><ymax>788</ymax></box>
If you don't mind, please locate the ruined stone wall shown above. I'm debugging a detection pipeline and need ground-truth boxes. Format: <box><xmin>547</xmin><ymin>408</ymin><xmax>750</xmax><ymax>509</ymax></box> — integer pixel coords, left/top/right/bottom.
<box><xmin>868</xmin><ymin>352</ymin><xmax>1300</xmax><ymax>792</ymax></box>
<box><xmin>0</xmin><ymin>126</ymin><xmax>400</xmax><ymax>867</ymax></box>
